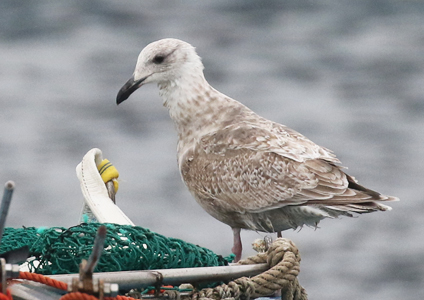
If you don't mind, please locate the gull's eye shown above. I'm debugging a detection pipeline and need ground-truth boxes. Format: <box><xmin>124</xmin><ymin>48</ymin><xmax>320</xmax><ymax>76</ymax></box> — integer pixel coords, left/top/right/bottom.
<box><xmin>153</xmin><ymin>55</ymin><xmax>165</xmax><ymax>64</ymax></box>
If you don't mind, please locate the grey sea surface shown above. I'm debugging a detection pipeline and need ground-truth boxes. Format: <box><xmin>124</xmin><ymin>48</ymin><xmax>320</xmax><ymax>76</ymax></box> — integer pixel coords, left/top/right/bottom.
<box><xmin>1</xmin><ymin>1</ymin><xmax>423</xmax><ymax>299</ymax></box>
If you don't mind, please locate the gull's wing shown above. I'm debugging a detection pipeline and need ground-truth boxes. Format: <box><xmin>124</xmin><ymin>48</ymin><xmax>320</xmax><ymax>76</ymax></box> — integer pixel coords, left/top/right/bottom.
<box><xmin>180</xmin><ymin>122</ymin><xmax>396</xmax><ymax>214</ymax></box>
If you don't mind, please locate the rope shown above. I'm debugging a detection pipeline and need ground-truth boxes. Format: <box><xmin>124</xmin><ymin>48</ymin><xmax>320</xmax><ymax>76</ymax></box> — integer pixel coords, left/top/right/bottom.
<box><xmin>190</xmin><ymin>238</ymin><xmax>307</xmax><ymax>300</ymax></box>
<box><xmin>59</xmin><ymin>292</ymin><xmax>139</xmax><ymax>300</ymax></box>
<box><xmin>60</xmin><ymin>292</ymin><xmax>99</xmax><ymax>300</ymax></box>
<box><xmin>106</xmin><ymin>296</ymin><xmax>138</xmax><ymax>300</ymax></box>
<box><xmin>0</xmin><ymin>290</ymin><xmax>12</xmax><ymax>300</ymax></box>
<box><xmin>19</xmin><ymin>271</ymin><xmax>68</xmax><ymax>290</ymax></box>
<box><xmin>239</xmin><ymin>238</ymin><xmax>307</xmax><ymax>299</ymax></box>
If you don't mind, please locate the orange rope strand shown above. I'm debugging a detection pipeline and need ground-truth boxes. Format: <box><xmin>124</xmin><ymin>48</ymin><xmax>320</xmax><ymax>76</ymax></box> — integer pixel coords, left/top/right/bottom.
<box><xmin>0</xmin><ymin>289</ymin><xmax>12</xmax><ymax>300</ymax></box>
<box><xmin>19</xmin><ymin>272</ymin><xmax>68</xmax><ymax>291</ymax></box>
<box><xmin>60</xmin><ymin>292</ymin><xmax>98</xmax><ymax>300</ymax></box>
<box><xmin>60</xmin><ymin>293</ymin><xmax>140</xmax><ymax>300</ymax></box>
<box><xmin>106</xmin><ymin>296</ymin><xmax>138</xmax><ymax>300</ymax></box>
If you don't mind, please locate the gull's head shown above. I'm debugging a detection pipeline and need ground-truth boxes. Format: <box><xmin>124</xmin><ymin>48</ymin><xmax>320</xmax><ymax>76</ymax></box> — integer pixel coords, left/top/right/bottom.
<box><xmin>116</xmin><ymin>38</ymin><xmax>203</xmax><ymax>105</ymax></box>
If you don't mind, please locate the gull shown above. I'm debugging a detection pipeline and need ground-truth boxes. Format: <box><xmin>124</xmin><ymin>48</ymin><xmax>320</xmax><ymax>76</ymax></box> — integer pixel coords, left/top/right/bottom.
<box><xmin>116</xmin><ymin>38</ymin><xmax>398</xmax><ymax>262</ymax></box>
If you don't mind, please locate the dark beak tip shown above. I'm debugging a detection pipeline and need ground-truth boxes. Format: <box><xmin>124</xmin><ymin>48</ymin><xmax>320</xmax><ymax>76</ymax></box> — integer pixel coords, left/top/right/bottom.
<box><xmin>116</xmin><ymin>92</ymin><xmax>126</xmax><ymax>105</ymax></box>
<box><xmin>116</xmin><ymin>75</ymin><xmax>145</xmax><ymax>105</ymax></box>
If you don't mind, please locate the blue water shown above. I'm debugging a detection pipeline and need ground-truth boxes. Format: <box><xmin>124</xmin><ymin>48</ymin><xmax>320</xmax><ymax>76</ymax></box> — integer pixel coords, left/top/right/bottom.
<box><xmin>1</xmin><ymin>1</ymin><xmax>423</xmax><ymax>299</ymax></box>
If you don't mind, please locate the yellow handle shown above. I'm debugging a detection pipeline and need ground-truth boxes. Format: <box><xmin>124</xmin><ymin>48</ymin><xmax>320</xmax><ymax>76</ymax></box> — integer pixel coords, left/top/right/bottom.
<box><xmin>97</xmin><ymin>159</ymin><xmax>119</xmax><ymax>192</ymax></box>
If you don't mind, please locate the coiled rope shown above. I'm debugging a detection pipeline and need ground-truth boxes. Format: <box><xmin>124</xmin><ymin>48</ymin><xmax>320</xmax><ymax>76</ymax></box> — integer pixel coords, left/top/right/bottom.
<box><xmin>191</xmin><ymin>238</ymin><xmax>307</xmax><ymax>300</ymax></box>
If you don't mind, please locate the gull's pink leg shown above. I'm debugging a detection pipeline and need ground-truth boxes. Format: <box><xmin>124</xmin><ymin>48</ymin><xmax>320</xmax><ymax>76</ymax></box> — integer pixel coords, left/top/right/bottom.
<box><xmin>232</xmin><ymin>227</ymin><xmax>242</xmax><ymax>262</ymax></box>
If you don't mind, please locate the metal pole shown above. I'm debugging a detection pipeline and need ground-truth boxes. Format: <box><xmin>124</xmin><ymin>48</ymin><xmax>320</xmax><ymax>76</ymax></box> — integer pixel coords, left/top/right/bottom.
<box><xmin>0</xmin><ymin>181</ymin><xmax>15</xmax><ymax>241</ymax></box>
<box><xmin>84</xmin><ymin>225</ymin><xmax>107</xmax><ymax>275</ymax></box>
<box><xmin>48</xmin><ymin>263</ymin><xmax>268</xmax><ymax>289</ymax></box>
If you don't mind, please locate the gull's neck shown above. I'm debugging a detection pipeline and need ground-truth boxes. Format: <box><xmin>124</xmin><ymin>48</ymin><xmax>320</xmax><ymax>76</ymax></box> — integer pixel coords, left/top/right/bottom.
<box><xmin>158</xmin><ymin>72</ymin><xmax>250</xmax><ymax>149</ymax></box>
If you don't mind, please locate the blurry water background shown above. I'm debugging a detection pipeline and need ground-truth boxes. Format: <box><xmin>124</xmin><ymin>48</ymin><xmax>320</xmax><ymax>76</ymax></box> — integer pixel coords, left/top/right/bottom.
<box><xmin>0</xmin><ymin>0</ymin><xmax>423</xmax><ymax>299</ymax></box>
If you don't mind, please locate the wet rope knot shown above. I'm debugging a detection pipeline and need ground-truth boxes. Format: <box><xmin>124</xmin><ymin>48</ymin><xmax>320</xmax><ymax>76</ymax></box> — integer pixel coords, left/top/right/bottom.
<box><xmin>190</xmin><ymin>238</ymin><xmax>307</xmax><ymax>300</ymax></box>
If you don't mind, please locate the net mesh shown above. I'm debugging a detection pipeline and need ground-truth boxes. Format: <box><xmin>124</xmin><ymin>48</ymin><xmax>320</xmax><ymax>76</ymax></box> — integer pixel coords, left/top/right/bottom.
<box><xmin>0</xmin><ymin>223</ymin><xmax>230</xmax><ymax>275</ymax></box>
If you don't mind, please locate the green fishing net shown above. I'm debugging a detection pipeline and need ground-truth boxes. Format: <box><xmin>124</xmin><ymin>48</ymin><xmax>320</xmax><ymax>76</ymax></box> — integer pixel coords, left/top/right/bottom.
<box><xmin>0</xmin><ymin>223</ymin><xmax>230</xmax><ymax>275</ymax></box>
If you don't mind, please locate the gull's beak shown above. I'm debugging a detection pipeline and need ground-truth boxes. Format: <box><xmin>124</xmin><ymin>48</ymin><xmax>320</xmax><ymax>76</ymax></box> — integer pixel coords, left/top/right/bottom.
<box><xmin>116</xmin><ymin>75</ymin><xmax>146</xmax><ymax>105</ymax></box>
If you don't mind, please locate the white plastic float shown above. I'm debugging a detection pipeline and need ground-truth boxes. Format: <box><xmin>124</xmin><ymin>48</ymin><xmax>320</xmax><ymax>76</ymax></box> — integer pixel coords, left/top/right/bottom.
<box><xmin>76</xmin><ymin>148</ymin><xmax>134</xmax><ymax>226</ymax></box>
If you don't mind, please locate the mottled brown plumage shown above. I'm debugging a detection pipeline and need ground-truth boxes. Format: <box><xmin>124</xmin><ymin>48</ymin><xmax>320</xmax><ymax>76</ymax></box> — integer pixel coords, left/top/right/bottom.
<box><xmin>117</xmin><ymin>38</ymin><xmax>398</xmax><ymax>261</ymax></box>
